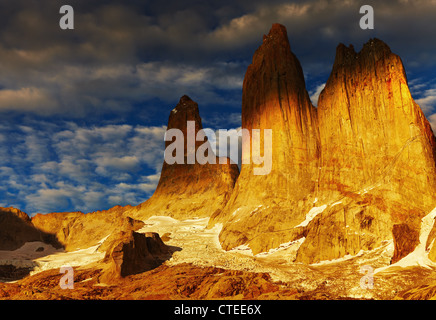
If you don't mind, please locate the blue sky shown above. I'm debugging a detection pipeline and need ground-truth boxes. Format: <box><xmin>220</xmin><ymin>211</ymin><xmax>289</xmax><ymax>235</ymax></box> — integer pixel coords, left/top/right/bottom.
<box><xmin>0</xmin><ymin>0</ymin><xmax>435</xmax><ymax>215</ymax></box>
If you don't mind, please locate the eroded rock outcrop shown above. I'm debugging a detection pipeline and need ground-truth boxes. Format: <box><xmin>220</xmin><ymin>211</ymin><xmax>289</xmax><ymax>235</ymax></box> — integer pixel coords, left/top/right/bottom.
<box><xmin>99</xmin><ymin>231</ymin><xmax>169</xmax><ymax>283</ymax></box>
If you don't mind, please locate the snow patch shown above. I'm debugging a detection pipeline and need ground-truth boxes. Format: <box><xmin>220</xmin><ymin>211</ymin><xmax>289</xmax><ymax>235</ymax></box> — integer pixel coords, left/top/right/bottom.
<box><xmin>250</xmin><ymin>205</ymin><xmax>265</xmax><ymax>215</ymax></box>
<box><xmin>295</xmin><ymin>204</ymin><xmax>328</xmax><ymax>228</ymax></box>
<box><xmin>30</xmin><ymin>242</ymin><xmax>106</xmax><ymax>275</ymax></box>
<box><xmin>357</xmin><ymin>183</ymin><xmax>380</xmax><ymax>195</ymax></box>
<box><xmin>229</xmin><ymin>244</ymin><xmax>253</xmax><ymax>256</ymax></box>
<box><xmin>232</xmin><ymin>208</ymin><xmax>242</xmax><ymax>216</ymax></box>
<box><xmin>311</xmin><ymin>250</ymin><xmax>366</xmax><ymax>266</ymax></box>
<box><xmin>138</xmin><ymin>215</ymin><xmax>180</xmax><ymax>231</ymax></box>
<box><xmin>256</xmin><ymin>237</ymin><xmax>306</xmax><ymax>257</ymax></box>
<box><xmin>375</xmin><ymin>207</ymin><xmax>436</xmax><ymax>273</ymax></box>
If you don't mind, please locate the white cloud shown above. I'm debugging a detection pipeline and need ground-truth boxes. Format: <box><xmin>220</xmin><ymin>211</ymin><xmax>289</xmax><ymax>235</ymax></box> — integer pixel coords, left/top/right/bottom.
<box><xmin>0</xmin><ymin>166</ymin><xmax>15</xmax><ymax>177</ymax></box>
<box><xmin>207</xmin><ymin>2</ymin><xmax>311</xmax><ymax>48</ymax></box>
<box><xmin>116</xmin><ymin>182</ymin><xmax>158</xmax><ymax>193</ymax></box>
<box><xmin>25</xmin><ymin>187</ymin><xmax>81</xmax><ymax>214</ymax></box>
<box><xmin>135</xmin><ymin>61</ymin><xmax>244</xmax><ymax>104</ymax></box>
<box><xmin>95</xmin><ymin>155</ymin><xmax>140</xmax><ymax>175</ymax></box>
<box><xmin>415</xmin><ymin>88</ymin><xmax>436</xmax><ymax>114</ymax></box>
<box><xmin>1</xmin><ymin>122</ymin><xmax>169</xmax><ymax>214</ymax></box>
<box><xmin>309</xmin><ymin>83</ymin><xmax>326</xmax><ymax>106</ymax></box>
<box><xmin>428</xmin><ymin>114</ymin><xmax>436</xmax><ymax>132</ymax></box>
<box><xmin>129</xmin><ymin>125</ymin><xmax>167</xmax><ymax>171</ymax></box>
<box><xmin>0</xmin><ymin>87</ymin><xmax>57</xmax><ymax>114</ymax></box>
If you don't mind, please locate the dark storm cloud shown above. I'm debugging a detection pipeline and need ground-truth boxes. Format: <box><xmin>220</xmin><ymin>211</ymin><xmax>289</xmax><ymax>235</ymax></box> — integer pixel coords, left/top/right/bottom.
<box><xmin>0</xmin><ymin>0</ymin><xmax>435</xmax><ymax>116</ymax></box>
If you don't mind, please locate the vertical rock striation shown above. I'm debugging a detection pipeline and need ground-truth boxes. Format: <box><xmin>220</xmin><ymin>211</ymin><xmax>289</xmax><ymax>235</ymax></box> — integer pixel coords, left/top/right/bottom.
<box><xmin>296</xmin><ymin>39</ymin><xmax>436</xmax><ymax>263</ymax></box>
<box><xmin>317</xmin><ymin>39</ymin><xmax>436</xmax><ymax>206</ymax></box>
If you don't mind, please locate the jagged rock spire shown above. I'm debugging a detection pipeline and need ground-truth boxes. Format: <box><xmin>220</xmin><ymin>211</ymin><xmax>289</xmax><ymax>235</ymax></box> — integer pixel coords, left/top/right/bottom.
<box><xmin>210</xmin><ymin>23</ymin><xmax>320</xmax><ymax>254</ymax></box>
<box><xmin>126</xmin><ymin>95</ymin><xmax>239</xmax><ymax>220</ymax></box>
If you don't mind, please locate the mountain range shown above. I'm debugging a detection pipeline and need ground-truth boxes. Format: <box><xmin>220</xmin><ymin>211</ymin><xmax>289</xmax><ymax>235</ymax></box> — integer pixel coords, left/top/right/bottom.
<box><xmin>1</xmin><ymin>23</ymin><xmax>436</xmax><ymax>300</ymax></box>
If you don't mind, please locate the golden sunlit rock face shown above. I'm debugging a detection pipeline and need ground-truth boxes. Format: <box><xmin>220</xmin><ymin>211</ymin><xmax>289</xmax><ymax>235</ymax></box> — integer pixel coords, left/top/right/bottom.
<box><xmin>298</xmin><ymin>38</ymin><xmax>436</xmax><ymax>264</ymax></box>
<box><xmin>317</xmin><ymin>39</ymin><xmax>436</xmax><ymax>207</ymax></box>
<box><xmin>211</xmin><ymin>24</ymin><xmax>436</xmax><ymax>264</ymax></box>
<box><xmin>209</xmin><ymin>23</ymin><xmax>320</xmax><ymax>255</ymax></box>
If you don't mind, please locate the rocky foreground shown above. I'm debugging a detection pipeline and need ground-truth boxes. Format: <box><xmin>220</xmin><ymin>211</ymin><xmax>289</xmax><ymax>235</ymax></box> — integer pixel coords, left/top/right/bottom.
<box><xmin>1</xmin><ymin>213</ymin><xmax>436</xmax><ymax>300</ymax></box>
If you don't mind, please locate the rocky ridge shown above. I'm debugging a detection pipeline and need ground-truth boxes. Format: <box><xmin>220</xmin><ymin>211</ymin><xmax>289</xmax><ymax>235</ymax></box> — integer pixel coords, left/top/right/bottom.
<box><xmin>297</xmin><ymin>37</ymin><xmax>436</xmax><ymax>264</ymax></box>
<box><xmin>31</xmin><ymin>208</ymin><xmax>145</xmax><ymax>252</ymax></box>
<box><xmin>0</xmin><ymin>207</ymin><xmax>61</xmax><ymax>251</ymax></box>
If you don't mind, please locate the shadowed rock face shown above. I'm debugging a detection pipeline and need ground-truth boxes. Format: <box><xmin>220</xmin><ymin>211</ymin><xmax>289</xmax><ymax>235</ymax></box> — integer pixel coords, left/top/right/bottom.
<box><xmin>125</xmin><ymin>95</ymin><xmax>239</xmax><ymax>220</ymax></box>
<box><xmin>211</xmin><ymin>24</ymin><xmax>436</xmax><ymax>263</ymax></box>
<box><xmin>100</xmin><ymin>231</ymin><xmax>170</xmax><ymax>282</ymax></box>
<box><xmin>0</xmin><ymin>207</ymin><xmax>62</xmax><ymax>251</ymax></box>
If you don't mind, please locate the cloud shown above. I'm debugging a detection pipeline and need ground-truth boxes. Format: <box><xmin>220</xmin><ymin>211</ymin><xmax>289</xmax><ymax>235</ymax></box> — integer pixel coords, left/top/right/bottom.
<box><xmin>135</xmin><ymin>61</ymin><xmax>244</xmax><ymax>104</ymax></box>
<box><xmin>95</xmin><ymin>156</ymin><xmax>140</xmax><ymax>176</ymax></box>
<box><xmin>207</xmin><ymin>2</ymin><xmax>311</xmax><ymax>49</ymax></box>
<box><xmin>415</xmin><ymin>87</ymin><xmax>436</xmax><ymax>114</ymax></box>
<box><xmin>129</xmin><ymin>125</ymin><xmax>168</xmax><ymax>171</ymax></box>
<box><xmin>428</xmin><ymin>114</ymin><xmax>436</xmax><ymax>132</ymax></box>
<box><xmin>0</xmin><ymin>0</ymin><xmax>434</xmax><ymax>117</ymax></box>
<box><xmin>309</xmin><ymin>83</ymin><xmax>326</xmax><ymax>106</ymax></box>
<box><xmin>0</xmin><ymin>60</ymin><xmax>244</xmax><ymax>116</ymax></box>
<box><xmin>24</xmin><ymin>183</ymin><xmax>85</xmax><ymax>214</ymax></box>
<box><xmin>202</xmin><ymin>112</ymin><xmax>242</xmax><ymax>128</ymax></box>
<box><xmin>407</xmin><ymin>78</ymin><xmax>436</xmax><ymax>130</ymax></box>
<box><xmin>0</xmin><ymin>120</ymin><xmax>167</xmax><ymax>214</ymax></box>
<box><xmin>0</xmin><ymin>87</ymin><xmax>57</xmax><ymax>113</ymax></box>
<box><xmin>205</xmin><ymin>127</ymin><xmax>243</xmax><ymax>166</ymax></box>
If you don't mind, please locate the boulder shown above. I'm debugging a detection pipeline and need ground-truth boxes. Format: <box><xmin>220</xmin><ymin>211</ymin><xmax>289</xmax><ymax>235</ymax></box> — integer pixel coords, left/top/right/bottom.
<box><xmin>99</xmin><ymin>231</ymin><xmax>169</xmax><ymax>282</ymax></box>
